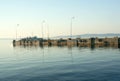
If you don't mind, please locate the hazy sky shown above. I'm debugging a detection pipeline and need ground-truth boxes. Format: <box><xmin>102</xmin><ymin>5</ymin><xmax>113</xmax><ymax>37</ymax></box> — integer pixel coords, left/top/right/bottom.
<box><xmin>0</xmin><ymin>0</ymin><xmax>120</xmax><ymax>38</ymax></box>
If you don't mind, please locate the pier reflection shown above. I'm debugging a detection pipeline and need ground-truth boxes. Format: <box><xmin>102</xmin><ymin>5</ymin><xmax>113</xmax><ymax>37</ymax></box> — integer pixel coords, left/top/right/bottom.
<box><xmin>2</xmin><ymin>40</ymin><xmax>120</xmax><ymax>81</ymax></box>
<box><xmin>68</xmin><ymin>46</ymin><xmax>74</xmax><ymax>63</ymax></box>
<box><xmin>13</xmin><ymin>43</ymin><xmax>120</xmax><ymax>49</ymax></box>
<box><xmin>12</xmin><ymin>43</ymin><xmax>120</xmax><ymax>66</ymax></box>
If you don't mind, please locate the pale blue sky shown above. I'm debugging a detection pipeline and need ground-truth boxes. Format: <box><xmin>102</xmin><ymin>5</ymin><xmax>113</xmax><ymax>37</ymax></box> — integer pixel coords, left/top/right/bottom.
<box><xmin>0</xmin><ymin>0</ymin><xmax>120</xmax><ymax>38</ymax></box>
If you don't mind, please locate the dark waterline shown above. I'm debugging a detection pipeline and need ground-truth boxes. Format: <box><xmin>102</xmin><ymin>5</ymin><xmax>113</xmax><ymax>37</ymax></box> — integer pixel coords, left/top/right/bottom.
<box><xmin>0</xmin><ymin>40</ymin><xmax>120</xmax><ymax>81</ymax></box>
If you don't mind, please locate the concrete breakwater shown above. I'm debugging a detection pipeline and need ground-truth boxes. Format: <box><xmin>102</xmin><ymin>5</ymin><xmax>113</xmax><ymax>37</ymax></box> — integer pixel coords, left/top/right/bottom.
<box><xmin>13</xmin><ymin>37</ymin><xmax>120</xmax><ymax>48</ymax></box>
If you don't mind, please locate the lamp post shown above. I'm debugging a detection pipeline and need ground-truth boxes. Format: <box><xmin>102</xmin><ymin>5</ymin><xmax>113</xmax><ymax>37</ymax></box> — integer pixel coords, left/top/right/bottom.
<box><xmin>47</xmin><ymin>24</ymin><xmax>49</xmax><ymax>40</ymax></box>
<box><xmin>16</xmin><ymin>24</ymin><xmax>19</xmax><ymax>40</ymax></box>
<box><xmin>41</xmin><ymin>20</ymin><xmax>45</xmax><ymax>39</ymax></box>
<box><xmin>70</xmin><ymin>17</ymin><xmax>75</xmax><ymax>39</ymax></box>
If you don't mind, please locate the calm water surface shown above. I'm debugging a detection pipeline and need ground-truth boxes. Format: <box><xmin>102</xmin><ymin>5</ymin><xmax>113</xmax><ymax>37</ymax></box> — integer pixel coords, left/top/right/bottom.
<box><xmin>0</xmin><ymin>40</ymin><xmax>120</xmax><ymax>81</ymax></box>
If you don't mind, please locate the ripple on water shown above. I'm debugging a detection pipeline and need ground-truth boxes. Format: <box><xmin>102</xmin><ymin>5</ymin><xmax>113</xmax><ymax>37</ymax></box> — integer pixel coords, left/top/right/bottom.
<box><xmin>0</xmin><ymin>40</ymin><xmax>120</xmax><ymax>81</ymax></box>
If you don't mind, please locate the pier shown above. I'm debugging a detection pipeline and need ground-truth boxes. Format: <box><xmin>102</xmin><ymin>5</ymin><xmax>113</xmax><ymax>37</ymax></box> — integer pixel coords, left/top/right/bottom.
<box><xmin>13</xmin><ymin>36</ymin><xmax>120</xmax><ymax>48</ymax></box>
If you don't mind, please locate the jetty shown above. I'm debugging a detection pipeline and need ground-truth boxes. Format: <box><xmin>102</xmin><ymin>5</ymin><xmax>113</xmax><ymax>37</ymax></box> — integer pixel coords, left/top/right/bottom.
<box><xmin>13</xmin><ymin>36</ymin><xmax>120</xmax><ymax>48</ymax></box>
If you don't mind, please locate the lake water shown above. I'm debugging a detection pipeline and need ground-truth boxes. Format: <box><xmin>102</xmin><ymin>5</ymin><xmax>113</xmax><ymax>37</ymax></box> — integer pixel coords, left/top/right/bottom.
<box><xmin>0</xmin><ymin>40</ymin><xmax>120</xmax><ymax>81</ymax></box>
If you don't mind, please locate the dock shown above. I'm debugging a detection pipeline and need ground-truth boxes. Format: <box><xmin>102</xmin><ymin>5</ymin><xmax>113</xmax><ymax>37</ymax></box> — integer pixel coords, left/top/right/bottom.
<box><xmin>13</xmin><ymin>36</ymin><xmax>120</xmax><ymax>48</ymax></box>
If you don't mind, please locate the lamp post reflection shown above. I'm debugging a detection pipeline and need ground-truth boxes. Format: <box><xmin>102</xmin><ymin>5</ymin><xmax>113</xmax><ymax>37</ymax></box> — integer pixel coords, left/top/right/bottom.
<box><xmin>68</xmin><ymin>46</ymin><xmax>74</xmax><ymax>63</ymax></box>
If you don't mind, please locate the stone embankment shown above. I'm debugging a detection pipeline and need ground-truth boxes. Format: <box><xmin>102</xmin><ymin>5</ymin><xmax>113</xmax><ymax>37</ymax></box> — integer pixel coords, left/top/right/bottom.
<box><xmin>13</xmin><ymin>37</ymin><xmax>120</xmax><ymax>48</ymax></box>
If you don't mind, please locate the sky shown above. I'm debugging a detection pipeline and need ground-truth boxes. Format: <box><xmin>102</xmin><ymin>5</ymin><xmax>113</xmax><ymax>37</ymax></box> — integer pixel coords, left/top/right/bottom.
<box><xmin>0</xmin><ymin>0</ymin><xmax>120</xmax><ymax>38</ymax></box>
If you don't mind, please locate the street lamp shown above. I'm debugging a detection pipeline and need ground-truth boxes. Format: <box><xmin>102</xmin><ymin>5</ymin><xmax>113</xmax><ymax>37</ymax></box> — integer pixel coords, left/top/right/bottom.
<box><xmin>70</xmin><ymin>17</ymin><xmax>75</xmax><ymax>39</ymax></box>
<box><xmin>41</xmin><ymin>20</ymin><xmax>45</xmax><ymax>39</ymax></box>
<box><xmin>47</xmin><ymin>24</ymin><xmax>49</xmax><ymax>40</ymax></box>
<box><xmin>16</xmin><ymin>24</ymin><xmax>19</xmax><ymax>40</ymax></box>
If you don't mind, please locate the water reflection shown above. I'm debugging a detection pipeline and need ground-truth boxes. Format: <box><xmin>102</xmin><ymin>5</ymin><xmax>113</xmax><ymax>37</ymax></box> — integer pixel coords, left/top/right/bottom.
<box><xmin>91</xmin><ymin>45</ymin><xmax>95</xmax><ymax>50</ymax></box>
<box><xmin>1</xmin><ymin>40</ymin><xmax>120</xmax><ymax>81</ymax></box>
<box><xmin>13</xmin><ymin>41</ymin><xmax>120</xmax><ymax>48</ymax></box>
<box><xmin>68</xmin><ymin>46</ymin><xmax>74</xmax><ymax>63</ymax></box>
<box><xmin>41</xmin><ymin>46</ymin><xmax>45</xmax><ymax>64</ymax></box>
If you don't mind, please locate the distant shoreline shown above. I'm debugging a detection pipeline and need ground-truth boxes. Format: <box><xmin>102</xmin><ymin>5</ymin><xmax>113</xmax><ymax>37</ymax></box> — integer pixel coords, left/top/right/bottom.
<box><xmin>1</xmin><ymin>33</ymin><xmax>120</xmax><ymax>40</ymax></box>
